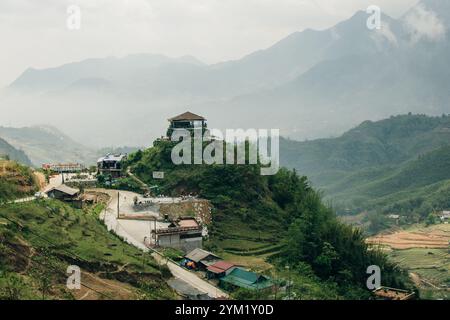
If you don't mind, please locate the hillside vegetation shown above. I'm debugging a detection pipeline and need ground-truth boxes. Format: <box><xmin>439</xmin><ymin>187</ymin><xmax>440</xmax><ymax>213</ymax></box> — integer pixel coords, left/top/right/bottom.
<box><xmin>0</xmin><ymin>160</ymin><xmax>38</xmax><ymax>203</ymax></box>
<box><xmin>281</xmin><ymin>114</ymin><xmax>450</xmax><ymax>227</ymax></box>
<box><xmin>0</xmin><ymin>200</ymin><xmax>176</xmax><ymax>300</ymax></box>
<box><xmin>126</xmin><ymin>140</ymin><xmax>413</xmax><ymax>299</ymax></box>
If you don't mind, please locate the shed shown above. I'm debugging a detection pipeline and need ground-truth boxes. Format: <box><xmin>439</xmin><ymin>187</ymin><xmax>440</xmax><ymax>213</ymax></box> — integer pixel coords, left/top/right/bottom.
<box><xmin>219</xmin><ymin>268</ymin><xmax>273</xmax><ymax>290</ymax></box>
<box><xmin>184</xmin><ymin>248</ymin><xmax>221</xmax><ymax>269</ymax></box>
<box><xmin>207</xmin><ymin>261</ymin><xmax>235</xmax><ymax>279</ymax></box>
<box><xmin>46</xmin><ymin>184</ymin><xmax>80</xmax><ymax>201</ymax></box>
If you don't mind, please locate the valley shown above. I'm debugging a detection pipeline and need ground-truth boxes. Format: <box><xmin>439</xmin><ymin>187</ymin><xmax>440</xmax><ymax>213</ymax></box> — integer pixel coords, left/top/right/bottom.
<box><xmin>1</xmin><ymin>0</ymin><xmax>449</xmax><ymax>302</ymax></box>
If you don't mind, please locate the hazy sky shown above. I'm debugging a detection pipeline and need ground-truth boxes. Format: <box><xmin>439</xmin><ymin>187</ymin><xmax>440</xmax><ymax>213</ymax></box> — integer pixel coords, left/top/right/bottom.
<box><xmin>1</xmin><ymin>0</ymin><xmax>419</xmax><ymax>88</ymax></box>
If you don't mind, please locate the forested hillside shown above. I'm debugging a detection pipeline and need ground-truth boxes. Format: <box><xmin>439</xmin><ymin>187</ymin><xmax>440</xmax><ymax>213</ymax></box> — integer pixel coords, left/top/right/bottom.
<box><xmin>281</xmin><ymin>114</ymin><xmax>450</xmax><ymax>225</ymax></box>
<box><xmin>126</xmin><ymin>140</ymin><xmax>413</xmax><ymax>299</ymax></box>
<box><xmin>281</xmin><ymin>114</ymin><xmax>450</xmax><ymax>185</ymax></box>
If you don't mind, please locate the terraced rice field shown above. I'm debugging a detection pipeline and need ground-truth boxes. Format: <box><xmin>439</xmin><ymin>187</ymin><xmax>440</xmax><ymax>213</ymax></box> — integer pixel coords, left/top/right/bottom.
<box><xmin>368</xmin><ymin>224</ymin><xmax>449</xmax><ymax>299</ymax></box>
<box><xmin>367</xmin><ymin>224</ymin><xmax>450</xmax><ymax>249</ymax></box>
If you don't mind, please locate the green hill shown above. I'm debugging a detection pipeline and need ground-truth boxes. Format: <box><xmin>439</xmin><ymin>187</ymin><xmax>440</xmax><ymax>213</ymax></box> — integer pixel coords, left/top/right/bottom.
<box><xmin>281</xmin><ymin>114</ymin><xmax>450</xmax><ymax>186</ymax></box>
<box><xmin>281</xmin><ymin>114</ymin><xmax>450</xmax><ymax>226</ymax></box>
<box><xmin>328</xmin><ymin>146</ymin><xmax>450</xmax><ymax>220</ymax></box>
<box><xmin>126</xmin><ymin>140</ymin><xmax>413</xmax><ymax>299</ymax></box>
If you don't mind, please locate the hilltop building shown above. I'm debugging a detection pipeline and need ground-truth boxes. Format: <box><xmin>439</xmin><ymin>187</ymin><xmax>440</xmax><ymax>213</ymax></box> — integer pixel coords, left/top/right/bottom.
<box><xmin>166</xmin><ymin>111</ymin><xmax>207</xmax><ymax>137</ymax></box>
<box><xmin>97</xmin><ymin>154</ymin><xmax>127</xmax><ymax>178</ymax></box>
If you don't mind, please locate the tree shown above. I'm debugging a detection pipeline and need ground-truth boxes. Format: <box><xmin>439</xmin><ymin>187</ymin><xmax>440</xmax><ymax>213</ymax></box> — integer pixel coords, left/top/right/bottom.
<box><xmin>314</xmin><ymin>242</ymin><xmax>339</xmax><ymax>278</ymax></box>
<box><xmin>97</xmin><ymin>174</ymin><xmax>106</xmax><ymax>185</ymax></box>
<box><xmin>425</xmin><ymin>212</ymin><xmax>436</xmax><ymax>226</ymax></box>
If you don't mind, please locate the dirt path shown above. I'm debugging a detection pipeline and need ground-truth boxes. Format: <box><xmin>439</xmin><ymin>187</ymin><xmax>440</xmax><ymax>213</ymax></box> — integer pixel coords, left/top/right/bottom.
<box><xmin>74</xmin><ymin>271</ymin><xmax>136</xmax><ymax>300</ymax></box>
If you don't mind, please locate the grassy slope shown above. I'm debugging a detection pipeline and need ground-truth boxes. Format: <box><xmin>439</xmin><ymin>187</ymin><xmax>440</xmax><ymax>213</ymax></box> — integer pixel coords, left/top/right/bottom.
<box><xmin>280</xmin><ymin>114</ymin><xmax>450</xmax><ymax>220</ymax></box>
<box><xmin>0</xmin><ymin>200</ymin><xmax>176</xmax><ymax>300</ymax></box>
<box><xmin>327</xmin><ymin>146</ymin><xmax>450</xmax><ymax>218</ymax></box>
<box><xmin>0</xmin><ymin>160</ymin><xmax>38</xmax><ymax>203</ymax></box>
<box><xmin>281</xmin><ymin>114</ymin><xmax>450</xmax><ymax>184</ymax></box>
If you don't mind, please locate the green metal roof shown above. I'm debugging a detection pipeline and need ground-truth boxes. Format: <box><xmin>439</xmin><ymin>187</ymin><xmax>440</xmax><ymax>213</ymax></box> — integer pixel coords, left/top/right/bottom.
<box><xmin>219</xmin><ymin>268</ymin><xmax>273</xmax><ymax>290</ymax></box>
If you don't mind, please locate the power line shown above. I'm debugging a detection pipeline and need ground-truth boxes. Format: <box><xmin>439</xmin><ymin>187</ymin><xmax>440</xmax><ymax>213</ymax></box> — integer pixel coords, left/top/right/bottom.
<box><xmin>0</xmin><ymin>213</ymin><xmax>92</xmax><ymax>265</ymax></box>
<box><xmin>0</xmin><ymin>208</ymin><xmax>160</xmax><ymax>288</ymax></box>
<box><xmin>2</xmin><ymin>242</ymin><xmax>114</xmax><ymax>300</ymax></box>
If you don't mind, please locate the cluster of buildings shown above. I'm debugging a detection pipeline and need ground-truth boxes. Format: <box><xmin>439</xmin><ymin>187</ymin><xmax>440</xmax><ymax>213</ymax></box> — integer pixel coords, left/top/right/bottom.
<box><xmin>181</xmin><ymin>248</ymin><xmax>274</xmax><ymax>292</ymax></box>
<box><xmin>42</xmin><ymin>163</ymin><xmax>84</xmax><ymax>173</ymax></box>
<box><xmin>42</xmin><ymin>112</ymin><xmax>275</xmax><ymax>295</ymax></box>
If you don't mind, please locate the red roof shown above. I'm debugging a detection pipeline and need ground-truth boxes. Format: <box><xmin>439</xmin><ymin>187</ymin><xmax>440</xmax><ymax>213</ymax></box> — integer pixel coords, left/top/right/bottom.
<box><xmin>207</xmin><ymin>261</ymin><xmax>235</xmax><ymax>274</ymax></box>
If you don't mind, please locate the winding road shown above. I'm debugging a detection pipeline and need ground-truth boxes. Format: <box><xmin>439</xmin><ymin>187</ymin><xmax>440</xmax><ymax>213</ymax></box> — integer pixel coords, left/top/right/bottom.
<box><xmin>97</xmin><ymin>189</ymin><xmax>228</xmax><ymax>299</ymax></box>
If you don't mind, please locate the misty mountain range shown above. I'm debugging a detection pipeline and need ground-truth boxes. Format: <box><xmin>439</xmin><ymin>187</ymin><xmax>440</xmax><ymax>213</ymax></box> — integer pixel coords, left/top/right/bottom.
<box><xmin>1</xmin><ymin>0</ymin><xmax>450</xmax><ymax>147</ymax></box>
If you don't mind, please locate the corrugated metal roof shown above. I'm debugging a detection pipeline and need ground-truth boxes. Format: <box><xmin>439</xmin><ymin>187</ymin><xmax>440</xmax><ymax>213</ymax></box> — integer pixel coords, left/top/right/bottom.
<box><xmin>208</xmin><ymin>261</ymin><xmax>234</xmax><ymax>273</ymax></box>
<box><xmin>178</xmin><ymin>218</ymin><xmax>200</xmax><ymax>228</ymax></box>
<box><xmin>207</xmin><ymin>261</ymin><xmax>235</xmax><ymax>274</ymax></box>
<box><xmin>219</xmin><ymin>268</ymin><xmax>272</xmax><ymax>290</ymax></box>
<box><xmin>185</xmin><ymin>248</ymin><xmax>220</xmax><ymax>263</ymax></box>
<box><xmin>47</xmin><ymin>184</ymin><xmax>80</xmax><ymax>196</ymax></box>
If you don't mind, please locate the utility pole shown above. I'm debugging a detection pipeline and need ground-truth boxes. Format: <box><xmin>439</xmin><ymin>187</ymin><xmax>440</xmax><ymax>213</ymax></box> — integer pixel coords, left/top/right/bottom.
<box><xmin>117</xmin><ymin>191</ymin><xmax>120</xmax><ymax>219</ymax></box>
<box><xmin>154</xmin><ymin>218</ymin><xmax>157</xmax><ymax>246</ymax></box>
<box><xmin>286</xmin><ymin>265</ymin><xmax>291</xmax><ymax>300</ymax></box>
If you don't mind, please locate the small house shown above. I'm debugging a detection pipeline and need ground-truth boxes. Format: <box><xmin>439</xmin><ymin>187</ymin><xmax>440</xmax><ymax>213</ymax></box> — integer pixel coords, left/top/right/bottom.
<box><xmin>184</xmin><ymin>248</ymin><xmax>221</xmax><ymax>270</ymax></box>
<box><xmin>207</xmin><ymin>261</ymin><xmax>236</xmax><ymax>279</ymax></box>
<box><xmin>219</xmin><ymin>268</ymin><xmax>273</xmax><ymax>291</ymax></box>
<box><xmin>46</xmin><ymin>184</ymin><xmax>81</xmax><ymax>206</ymax></box>
<box><xmin>46</xmin><ymin>184</ymin><xmax>80</xmax><ymax>200</ymax></box>
<box><xmin>440</xmin><ymin>211</ymin><xmax>450</xmax><ymax>222</ymax></box>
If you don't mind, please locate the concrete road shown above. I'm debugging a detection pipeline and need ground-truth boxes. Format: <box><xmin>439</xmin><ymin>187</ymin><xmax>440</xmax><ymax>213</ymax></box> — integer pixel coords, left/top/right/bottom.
<box><xmin>97</xmin><ymin>189</ymin><xmax>228</xmax><ymax>299</ymax></box>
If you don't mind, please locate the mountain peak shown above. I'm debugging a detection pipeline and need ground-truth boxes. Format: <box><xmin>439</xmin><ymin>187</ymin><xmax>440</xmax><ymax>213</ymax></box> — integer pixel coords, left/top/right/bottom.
<box><xmin>403</xmin><ymin>0</ymin><xmax>450</xmax><ymax>27</ymax></box>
